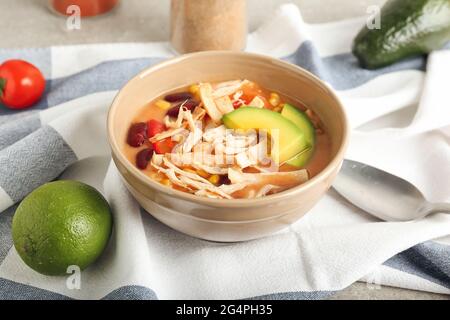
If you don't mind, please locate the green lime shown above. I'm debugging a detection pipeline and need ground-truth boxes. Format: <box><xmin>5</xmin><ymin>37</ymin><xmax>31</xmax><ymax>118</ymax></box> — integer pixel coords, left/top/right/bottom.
<box><xmin>12</xmin><ymin>180</ymin><xmax>113</xmax><ymax>276</ymax></box>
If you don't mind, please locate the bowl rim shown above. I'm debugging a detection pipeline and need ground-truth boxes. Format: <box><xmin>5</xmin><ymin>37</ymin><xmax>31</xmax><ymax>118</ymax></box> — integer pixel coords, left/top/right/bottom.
<box><xmin>107</xmin><ymin>50</ymin><xmax>349</xmax><ymax>208</ymax></box>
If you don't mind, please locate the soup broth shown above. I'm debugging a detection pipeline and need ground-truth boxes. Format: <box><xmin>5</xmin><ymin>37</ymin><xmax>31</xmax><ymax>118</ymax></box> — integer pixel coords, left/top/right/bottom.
<box><xmin>123</xmin><ymin>80</ymin><xmax>331</xmax><ymax>199</ymax></box>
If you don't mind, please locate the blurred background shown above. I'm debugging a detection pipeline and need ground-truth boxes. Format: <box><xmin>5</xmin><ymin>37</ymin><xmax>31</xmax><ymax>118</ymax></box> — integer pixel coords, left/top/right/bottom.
<box><xmin>1</xmin><ymin>0</ymin><xmax>386</xmax><ymax>48</ymax></box>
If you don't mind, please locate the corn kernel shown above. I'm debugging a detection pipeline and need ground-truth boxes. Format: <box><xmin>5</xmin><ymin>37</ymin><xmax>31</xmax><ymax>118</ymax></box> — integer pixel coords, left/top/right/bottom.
<box><xmin>196</xmin><ymin>169</ymin><xmax>210</xmax><ymax>179</ymax></box>
<box><xmin>208</xmin><ymin>174</ymin><xmax>220</xmax><ymax>185</ymax></box>
<box><xmin>189</xmin><ymin>84</ymin><xmax>199</xmax><ymax>96</ymax></box>
<box><xmin>155</xmin><ymin>100</ymin><xmax>172</xmax><ymax>110</ymax></box>
<box><xmin>149</xmin><ymin>171</ymin><xmax>159</xmax><ymax>180</ymax></box>
<box><xmin>273</xmin><ymin>106</ymin><xmax>282</xmax><ymax>113</ymax></box>
<box><xmin>269</xmin><ymin>93</ymin><xmax>280</xmax><ymax>107</ymax></box>
<box><xmin>161</xmin><ymin>178</ymin><xmax>171</xmax><ymax>186</ymax></box>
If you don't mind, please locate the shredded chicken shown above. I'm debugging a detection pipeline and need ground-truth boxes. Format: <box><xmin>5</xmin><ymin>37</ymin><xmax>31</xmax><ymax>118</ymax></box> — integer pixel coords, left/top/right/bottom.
<box><xmin>191</xmin><ymin>162</ymin><xmax>229</xmax><ymax>175</ymax></box>
<box><xmin>151</xmin><ymin>155</ymin><xmax>233</xmax><ymax>197</ymax></box>
<box><xmin>192</xmin><ymin>106</ymin><xmax>206</xmax><ymax>122</ymax></box>
<box><xmin>195</xmin><ymin>189</ymin><xmax>224</xmax><ymax>199</ymax></box>
<box><xmin>163</xmin><ymin>157</ymin><xmax>212</xmax><ymax>185</ymax></box>
<box><xmin>164</xmin><ymin>105</ymin><xmax>187</xmax><ymax>129</ymax></box>
<box><xmin>233</xmin><ymin>90</ymin><xmax>243</xmax><ymax>101</ymax></box>
<box><xmin>218</xmin><ymin>182</ymin><xmax>248</xmax><ymax>195</ymax></box>
<box><xmin>255</xmin><ymin>184</ymin><xmax>280</xmax><ymax>198</ymax></box>
<box><xmin>225</xmin><ymin>132</ymin><xmax>257</xmax><ymax>148</ymax></box>
<box><xmin>212</xmin><ymin>80</ymin><xmax>249</xmax><ymax>98</ymax></box>
<box><xmin>213</xmin><ymin>80</ymin><xmax>243</xmax><ymax>90</ymax></box>
<box><xmin>167</xmin><ymin>152</ymin><xmax>223</xmax><ymax>167</ymax></box>
<box><xmin>178</xmin><ymin>175</ymin><xmax>233</xmax><ymax>199</ymax></box>
<box><xmin>153</xmin><ymin>107</ymin><xmax>206</xmax><ymax>144</ymax></box>
<box><xmin>231</xmin><ymin>90</ymin><xmax>246</xmax><ymax>108</ymax></box>
<box><xmin>181</xmin><ymin>125</ymin><xmax>203</xmax><ymax>153</ymax></box>
<box><xmin>203</xmin><ymin>125</ymin><xmax>227</xmax><ymax>142</ymax></box>
<box><xmin>150</xmin><ymin>156</ymin><xmax>193</xmax><ymax>191</ymax></box>
<box><xmin>235</xmin><ymin>151</ymin><xmax>258</xmax><ymax>168</ymax></box>
<box><xmin>184</xmin><ymin>108</ymin><xmax>197</xmax><ymax>132</ymax></box>
<box><xmin>211</xmin><ymin>131</ymin><xmax>257</xmax><ymax>157</ymax></box>
<box><xmin>215</xmin><ymin>144</ymin><xmax>246</xmax><ymax>156</ymax></box>
<box><xmin>164</xmin><ymin>115</ymin><xmax>177</xmax><ymax>129</ymax></box>
<box><xmin>152</xmin><ymin>154</ymin><xmax>164</xmax><ymax>166</ymax></box>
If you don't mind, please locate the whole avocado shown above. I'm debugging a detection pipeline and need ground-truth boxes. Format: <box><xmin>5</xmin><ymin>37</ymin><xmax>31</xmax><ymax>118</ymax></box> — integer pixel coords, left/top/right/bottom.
<box><xmin>352</xmin><ymin>0</ymin><xmax>450</xmax><ymax>69</ymax></box>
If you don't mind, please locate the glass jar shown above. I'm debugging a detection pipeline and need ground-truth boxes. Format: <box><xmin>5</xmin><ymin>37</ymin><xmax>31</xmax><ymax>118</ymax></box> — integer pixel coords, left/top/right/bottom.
<box><xmin>49</xmin><ymin>0</ymin><xmax>119</xmax><ymax>17</ymax></box>
<box><xmin>170</xmin><ymin>0</ymin><xmax>247</xmax><ymax>54</ymax></box>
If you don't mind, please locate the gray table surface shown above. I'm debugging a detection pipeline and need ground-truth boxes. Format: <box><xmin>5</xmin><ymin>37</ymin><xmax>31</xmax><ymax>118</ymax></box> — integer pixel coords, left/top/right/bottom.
<box><xmin>0</xmin><ymin>0</ymin><xmax>448</xmax><ymax>300</ymax></box>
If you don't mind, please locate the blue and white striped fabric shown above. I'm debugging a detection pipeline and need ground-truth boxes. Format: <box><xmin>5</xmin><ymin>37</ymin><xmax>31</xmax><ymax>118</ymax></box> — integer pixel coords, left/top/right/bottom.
<box><xmin>0</xmin><ymin>4</ymin><xmax>449</xmax><ymax>299</ymax></box>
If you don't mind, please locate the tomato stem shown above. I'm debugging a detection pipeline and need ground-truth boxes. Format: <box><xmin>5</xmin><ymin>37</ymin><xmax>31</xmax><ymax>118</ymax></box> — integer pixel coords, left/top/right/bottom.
<box><xmin>0</xmin><ymin>78</ymin><xmax>5</xmax><ymax>97</ymax></box>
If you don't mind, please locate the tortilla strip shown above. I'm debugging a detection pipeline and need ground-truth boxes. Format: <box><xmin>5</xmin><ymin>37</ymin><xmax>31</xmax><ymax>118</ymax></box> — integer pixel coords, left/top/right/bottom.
<box><xmin>149</xmin><ymin>127</ymin><xmax>186</xmax><ymax>143</ymax></box>
<box><xmin>247</xmin><ymin>96</ymin><xmax>265</xmax><ymax>108</ymax></box>
<box><xmin>214</xmin><ymin>96</ymin><xmax>234</xmax><ymax>114</ymax></box>
<box><xmin>199</xmin><ymin>83</ymin><xmax>223</xmax><ymax>123</ymax></box>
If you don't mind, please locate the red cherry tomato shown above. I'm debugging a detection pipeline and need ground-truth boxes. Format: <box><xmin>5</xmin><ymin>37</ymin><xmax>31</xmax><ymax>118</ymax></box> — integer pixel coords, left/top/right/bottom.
<box><xmin>147</xmin><ymin>119</ymin><xmax>175</xmax><ymax>154</ymax></box>
<box><xmin>147</xmin><ymin>119</ymin><xmax>166</xmax><ymax>138</ymax></box>
<box><xmin>0</xmin><ymin>60</ymin><xmax>46</xmax><ymax>110</ymax></box>
<box><xmin>153</xmin><ymin>139</ymin><xmax>175</xmax><ymax>154</ymax></box>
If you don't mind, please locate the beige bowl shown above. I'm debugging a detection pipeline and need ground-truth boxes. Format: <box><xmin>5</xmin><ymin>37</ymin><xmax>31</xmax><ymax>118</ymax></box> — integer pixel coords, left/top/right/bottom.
<box><xmin>107</xmin><ymin>51</ymin><xmax>348</xmax><ymax>242</ymax></box>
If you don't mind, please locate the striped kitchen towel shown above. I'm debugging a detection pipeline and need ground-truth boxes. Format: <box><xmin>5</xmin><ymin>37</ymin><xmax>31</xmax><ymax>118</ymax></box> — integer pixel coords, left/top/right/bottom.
<box><xmin>0</xmin><ymin>4</ymin><xmax>449</xmax><ymax>299</ymax></box>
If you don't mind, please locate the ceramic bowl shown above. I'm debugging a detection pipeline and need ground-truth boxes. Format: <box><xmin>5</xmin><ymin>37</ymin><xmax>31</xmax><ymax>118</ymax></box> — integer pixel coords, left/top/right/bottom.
<box><xmin>107</xmin><ymin>51</ymin><xmax>348</xmax><ymax>242</ymax></box>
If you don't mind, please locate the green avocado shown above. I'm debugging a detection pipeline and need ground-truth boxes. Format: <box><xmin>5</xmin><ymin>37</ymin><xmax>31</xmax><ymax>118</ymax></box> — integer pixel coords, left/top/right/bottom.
<box><xmin>280</xmin><ymin>104</ymin><xmax>315</xmax><ymax>167</ymax></box>
<box><xmin>352</xmin><ymin>0</ymin><xmax>450</xmax><ymax>69</ymax></box>
<box><xmin>222</xmin><ymin>107</ymin><xmax>309</xmax><ymax>164</ymax></box>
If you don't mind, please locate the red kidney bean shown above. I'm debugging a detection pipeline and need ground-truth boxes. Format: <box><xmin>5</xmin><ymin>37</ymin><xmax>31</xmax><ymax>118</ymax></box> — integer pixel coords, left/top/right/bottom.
<box><xmin>166</xmin><ymin>99</ymin><xmax>199</xmax><ymax>117</ymax></box>
<box><xmin>127</xmin><ymin>122</ymin><xmax>148</xmax><ymax>147</ymax></box>
<box><xmin>136</xmin><ymin>147</ymin><xmax>154</xmax><ymax>169</ymax></box>
<box><xmin>164</xmin><ymin>92</ymin><xmax>193</xmax><ymax>102</ymax></box>
<box><xmin>220</xmin><ymin>175</ymin><xmax>231</xmax><ymax>185</ymax></box>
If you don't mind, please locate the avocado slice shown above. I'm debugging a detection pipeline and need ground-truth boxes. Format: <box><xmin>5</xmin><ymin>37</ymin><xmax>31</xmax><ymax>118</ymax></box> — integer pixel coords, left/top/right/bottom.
<box><xmin>281</xmin><ymin>104</ymin><xmax>315</xmax><ymax>167</ymax></box>
<box><xmin>222</xmin><ymin>107</ymin><xmax>309</xmax><ymax>164</ymax></box>
<box><xmin>353</xmin><ymin>0</ymin><xmax>450</xmax><ymax>69</ymax></box>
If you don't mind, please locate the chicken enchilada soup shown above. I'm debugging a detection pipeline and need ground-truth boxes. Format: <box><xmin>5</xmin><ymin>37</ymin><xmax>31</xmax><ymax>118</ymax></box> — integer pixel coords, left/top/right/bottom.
<box><xmin>124</xmin><ymin>80</ymin><xmax>331</xmax><ymax>199</ymax></box>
